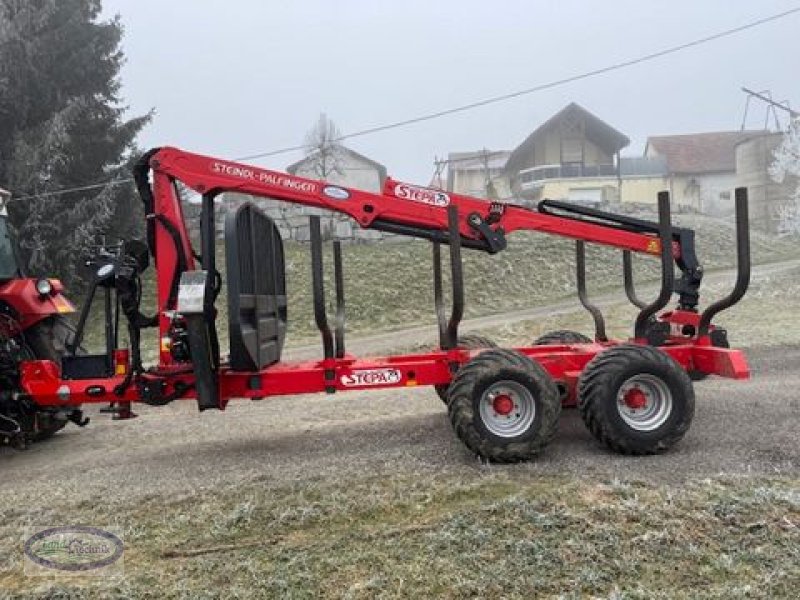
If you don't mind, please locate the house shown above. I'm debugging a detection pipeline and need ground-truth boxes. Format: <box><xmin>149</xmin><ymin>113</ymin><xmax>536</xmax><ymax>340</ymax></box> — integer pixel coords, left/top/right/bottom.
<box><xmin>645</xmin><ymin>130</ymin><xmax>764</xmax><ymax>212</ymax></box>
<box><xmin>286</xmin><ymin>145</ymin><xmax>387</xmax><ymax>193</ymax></box>
<box><xmin>446</xmin><ymin>103</ymin><xmax>670</xmax><ymax>205</ymax></box>
<box><xmin>505</xmin><ymin>102</ymin><xmax>630</xmax><ymax>204</ymax></box>
<box><xmin>445</xmin><ymin>104</ymin><xmax>636</xmax><ymax>204</ymax></box>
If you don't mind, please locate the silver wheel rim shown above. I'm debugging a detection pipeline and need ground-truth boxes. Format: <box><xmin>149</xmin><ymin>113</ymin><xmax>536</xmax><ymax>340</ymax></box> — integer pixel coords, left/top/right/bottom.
<box><xmin>478</xmin><ymin>381</ymin><xmax>536</xmax><ymax>438</ymax></box>
<box><xmin>616</xmin><ymin>374</ymin><xmax>673</xmax><ymax>432</ymax></box>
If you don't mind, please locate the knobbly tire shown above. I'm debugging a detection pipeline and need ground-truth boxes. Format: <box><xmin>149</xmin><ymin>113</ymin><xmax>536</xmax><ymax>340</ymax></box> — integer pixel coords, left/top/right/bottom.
<box><xmin>533</xmin><ymin>330</ymin><xmax>592</xmax><ymax>345</ymax></box>
<box><xmin>434</xmin><ymin>334</ymin><xmax>498</xmax><ymax>404</ymax></box>
<box><xmin>24</xmin><ymin>315</ymin><xmax>80</xmax><ymax>440</ymax></box>
<box><xmin>578</xmin><ymin>344</ymin><xmax>694</xmax><ymax>455</ymax></box>
<box><xmin>447</xmin><ymin>348</ymin><xmax>561</xmax><ymax>463</ymax></box>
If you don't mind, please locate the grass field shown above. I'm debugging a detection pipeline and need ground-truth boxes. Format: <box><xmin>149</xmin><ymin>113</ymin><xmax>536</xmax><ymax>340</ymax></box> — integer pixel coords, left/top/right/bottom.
<box><xmin>2</xmin><ymin>473</ymin><xmax>798</xmax><ymax>599</ymax></box>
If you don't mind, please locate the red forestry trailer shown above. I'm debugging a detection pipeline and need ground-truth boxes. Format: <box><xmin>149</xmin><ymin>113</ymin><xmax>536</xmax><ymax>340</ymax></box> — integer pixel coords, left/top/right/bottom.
<box><xmin>13</xmin><ymin>147</ymin><xmax>751</xmax><ymax>460</ymax></box>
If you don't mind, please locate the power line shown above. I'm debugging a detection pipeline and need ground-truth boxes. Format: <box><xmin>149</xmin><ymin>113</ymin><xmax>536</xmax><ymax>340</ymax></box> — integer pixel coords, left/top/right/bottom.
<box><xmin>14</xmin><ymin>149</ymin><xmax>511</xmax><ymax>201</ymax></box>
<box><xmin>13</xmin><ymin>177</ymin><xmax>133</xmax><ymax>202</ymax></box>
<box><xmin>13</xmin><ymin>5</ymin><xmax>800</xmax><ymax>202</ymax></box>
<box><xmin>239</xmin><ymin>5</ymin><xmax>800</xmax><ymax>160</ymax></box>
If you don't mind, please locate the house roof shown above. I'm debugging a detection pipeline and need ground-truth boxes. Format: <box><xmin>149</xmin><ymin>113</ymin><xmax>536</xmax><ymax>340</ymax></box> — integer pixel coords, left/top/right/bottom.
<box><xmin>645</xmin><ymin>130</ymin><xmax>765</xmax><ymax>174</ymax></box>
<box><xmin>286</xmin><ymin>145</ymin><xmax>387</xmax><ymax>181</ymax></box>
<box><xmin>506</xmin><ymin>103</ymin><xmax>630</xmax><ymax>173</ymax></box>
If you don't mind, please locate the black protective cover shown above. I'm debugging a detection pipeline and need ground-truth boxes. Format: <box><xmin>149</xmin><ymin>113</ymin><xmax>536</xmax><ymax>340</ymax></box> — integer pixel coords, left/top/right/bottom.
<box><xmin>225</xmin><ymin>203</ymin><xmax>287</xmax><ymax>371</ymax></box>
<box><xmin>60</xmin><ymin>354</ymin><xmax>112</xmax><ymax>380</ymax></box>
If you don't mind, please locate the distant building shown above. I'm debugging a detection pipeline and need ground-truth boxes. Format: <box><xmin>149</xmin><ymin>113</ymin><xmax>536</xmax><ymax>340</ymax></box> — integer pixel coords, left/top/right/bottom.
<box><xmin>444</xmin><ymin>150</ymin><xmax>511</xmax><ymax>199</ymax></box>
<box><xmin>287</xmin><ymin>146</ymin><xmax>387</xmax><ymax>193</ymax></box>
<box><xmin>445</xmin><ymin>105</ymin><xmax>777</xmax><ymax>212</ymax></box>
<box><xmin>505</xmin><ymin>102</ymin><xmax>630</xmax><ymax>204</ymax></box>
<box><xmin>645</xmin><ymin>130</ymin><xmax>764</xmax><ymax>212</ymax></box>
<box><xmin>447</xmin><ymin>103</ymin><xmax>671</xmax><ymax>206</ymax></box>
<box><xmin>445</xmin><ymin>104</ymin><xmax>634</xmax><ymax>204</ymax></box>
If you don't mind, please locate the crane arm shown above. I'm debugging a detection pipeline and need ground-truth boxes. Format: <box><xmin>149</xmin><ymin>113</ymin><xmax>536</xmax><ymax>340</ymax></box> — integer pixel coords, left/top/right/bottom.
<box><xmin>136</xmin><ymin>147</ymin><xmax>702</xmax><ymax>324</ymax></box>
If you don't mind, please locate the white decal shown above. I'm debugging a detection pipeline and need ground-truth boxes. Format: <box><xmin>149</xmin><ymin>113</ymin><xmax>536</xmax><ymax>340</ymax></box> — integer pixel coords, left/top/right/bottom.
<box><xmin>340</xmin><ymin>368</ymin><xmax>402</xmax><ymax>387</ymax></box>
<box><xmin>323</xmin><ymin>185</ymin><xmax>350</xmax><ymax>200</ymax></box>
<box><xmin>394</xmin><ymin>183</ymin><xmax>450</xmax><ymax>207</ymax></box>
<box><xmin>211</xmin><ymin>161</ymin><xmax>317</xmax><ymax>193</ymax></box>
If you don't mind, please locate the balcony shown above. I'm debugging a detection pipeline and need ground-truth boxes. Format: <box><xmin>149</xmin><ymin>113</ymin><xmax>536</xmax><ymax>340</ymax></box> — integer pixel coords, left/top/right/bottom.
<box><xmin>518</xmin><ymin>163</ymin><xmax>617</xmax><ymax>190</ymax></box>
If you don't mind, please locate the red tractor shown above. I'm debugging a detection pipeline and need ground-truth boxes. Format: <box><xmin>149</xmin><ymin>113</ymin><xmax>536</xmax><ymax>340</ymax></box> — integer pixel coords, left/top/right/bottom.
<box><xmin>13</xmin><ymin>149</ymin><xmax>751</xmax><ymax>461</ymax></box>
<box><xmin>0</xmin><ymin>188</ymin><xmax>86</xmax><ymax>446</ymax></box>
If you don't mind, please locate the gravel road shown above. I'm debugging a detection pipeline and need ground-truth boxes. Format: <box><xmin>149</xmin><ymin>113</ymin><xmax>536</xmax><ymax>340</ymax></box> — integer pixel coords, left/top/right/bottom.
<box><xmin>1</xmin><ymin>344</ymin><xmax>797</xmax><ymax>507</ymax></box>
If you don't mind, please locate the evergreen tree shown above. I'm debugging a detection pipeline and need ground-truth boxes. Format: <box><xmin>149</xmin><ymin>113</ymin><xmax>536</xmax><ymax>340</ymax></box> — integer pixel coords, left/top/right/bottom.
<box><xmin>0</xmin><ymin>0</ymin><xmax>150</xmax><ymax>286</ymax></box>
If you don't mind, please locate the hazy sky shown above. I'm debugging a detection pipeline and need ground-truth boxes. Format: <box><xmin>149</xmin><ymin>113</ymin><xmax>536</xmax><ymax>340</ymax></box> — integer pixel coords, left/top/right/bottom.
<box><xmin>102</xmin><ymin>0</ymin><xmax>800</xmax><ymax>183</ymax></box>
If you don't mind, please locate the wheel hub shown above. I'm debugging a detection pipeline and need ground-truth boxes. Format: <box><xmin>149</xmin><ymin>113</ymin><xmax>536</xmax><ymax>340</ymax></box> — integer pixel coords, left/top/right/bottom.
<box><xmin>492</xmin><ymin>394</ymin><xmax>514</xmax><ymax>416</ymax></box>
<box><xmin>616</xmin><ymin>374</ymin><xmax>673</xmax><ymax>432</ymax></box>
<box><xmin>622</xmin><ymin>387</ymin><xmax>648</xmax><ymax>410</ymax></box>
<box><xmin>479</xmin><ymin>381</ymin><xmax>536</xmax><ymax>438</ymax></box>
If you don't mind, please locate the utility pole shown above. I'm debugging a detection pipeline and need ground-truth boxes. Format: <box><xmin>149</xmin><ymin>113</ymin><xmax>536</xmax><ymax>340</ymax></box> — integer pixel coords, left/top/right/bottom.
<box><xmin>741</xmin><ymin>87</ymin><xmax>797</xmax><ymax>131</ymax></box>
<box><xmin>431</xmin><ymin>156</ymin><xmax>448</xmax><ymax>191</ymax></box>
<box><xmin>481</xmin><ymin>148</ymin><xmax>491</xmax><ymax>198</ymax></box>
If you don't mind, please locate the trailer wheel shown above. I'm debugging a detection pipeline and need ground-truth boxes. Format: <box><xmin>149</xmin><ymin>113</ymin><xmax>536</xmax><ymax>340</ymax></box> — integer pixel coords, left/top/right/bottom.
<box><xmin>447</xmin><ymin>348</ymin><xmax>561</xmax><ymax>462</ymax></box>
<box><xmin>533</xmin><ymin>330</ymin><xmax>592</xmax><ymax>345</ymax></box>
<box><xmin>434</xmin><ymin>334</ymin><xmax>497</xmax><ymax>404</ymax></box>
<box><xmin>24</xmin><ymin>315</ymin><xmax>81</xmax><ymax>440</ymax></box>
<box><xmin>578</xmin><ymin>344</ymin><xmax>694</xmax><ymax>455</ymax></box>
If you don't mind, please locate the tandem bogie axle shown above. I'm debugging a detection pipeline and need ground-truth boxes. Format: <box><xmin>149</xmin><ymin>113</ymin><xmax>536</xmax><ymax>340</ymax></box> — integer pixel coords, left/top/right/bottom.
<box><xmin>18</xmin><ymin>147</ymin><xmax>751</xmax><ymax>461</ymax></box>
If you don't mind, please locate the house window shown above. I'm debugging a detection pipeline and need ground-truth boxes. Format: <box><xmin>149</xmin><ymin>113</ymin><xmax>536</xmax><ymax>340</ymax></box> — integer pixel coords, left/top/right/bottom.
<box><xmin>561</xmin><ymin>138</ymin><xmax>583</xmax><ymax>165</ymax></box>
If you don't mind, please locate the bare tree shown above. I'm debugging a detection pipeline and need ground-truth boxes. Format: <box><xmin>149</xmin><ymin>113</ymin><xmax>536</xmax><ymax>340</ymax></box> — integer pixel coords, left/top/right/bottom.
<box><xmin>769</xmin><ymin>119</ymin><xmax>800</xmax><ymax>235</ymax></box>
<box><xmin>303</xmin><ymin>114</ymin><xmax>345</xmax><ymax>239</ymax></box>
<box><xmin>304</xmin><ymin>113</ymin><xmax>345</xmax><ymax>180</ymax></box>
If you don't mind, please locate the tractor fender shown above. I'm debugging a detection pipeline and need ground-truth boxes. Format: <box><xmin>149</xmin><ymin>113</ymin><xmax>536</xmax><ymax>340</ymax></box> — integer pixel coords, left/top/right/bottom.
<box><xmin>0</xmin><ymin>278</ymin><xmax>75</xmax><ymax>329</ymax></box>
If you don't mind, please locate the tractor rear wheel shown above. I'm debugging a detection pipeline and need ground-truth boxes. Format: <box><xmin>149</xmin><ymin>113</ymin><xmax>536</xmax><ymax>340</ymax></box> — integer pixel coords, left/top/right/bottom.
<box><xmin>434</xmin><ymin>334</ymin><xmax>497</xmax><ymax>404</ymax></box>
<box><xmin>24</xmin><ymin>315</ymin><xmax>80</xmax><ymax>440</ymax></box>
<box><xmin>533</xmin><ymin>330</ymin><xmax>592</xmax><ymax>345</ymax></box>
<box><xmin>578</xmin><ymin>344</ymin><xmax>694</xmax><ymax>455</ymax></box>
<box><xmin>447</xmin><ymin>348</ymin><xmax>561</xmax><ymax>462</ymax></box>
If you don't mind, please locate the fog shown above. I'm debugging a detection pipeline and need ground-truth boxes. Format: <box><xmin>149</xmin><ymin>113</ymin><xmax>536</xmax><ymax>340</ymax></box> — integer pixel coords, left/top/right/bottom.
<box><xmin>103</xmin><ymin>0</ymin><xmax>800</xmax><ymax>183</ymax></box>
